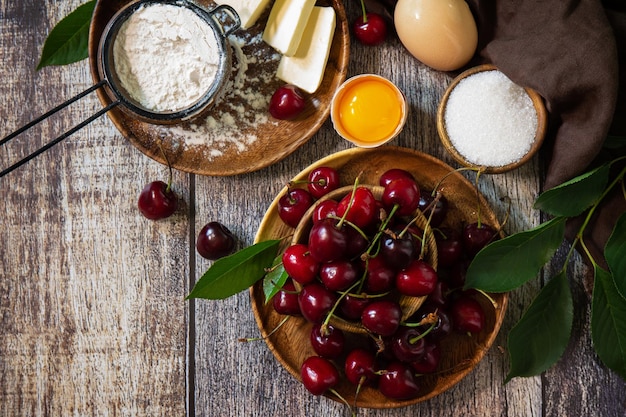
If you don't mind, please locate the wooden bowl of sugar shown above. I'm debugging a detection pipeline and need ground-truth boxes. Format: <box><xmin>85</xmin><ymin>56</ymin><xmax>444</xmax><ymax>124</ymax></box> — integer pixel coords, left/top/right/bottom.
<box><xmin>437</xmin><ymin>64</ymin><xmax>547</xmax><ymax>174</ymax></box>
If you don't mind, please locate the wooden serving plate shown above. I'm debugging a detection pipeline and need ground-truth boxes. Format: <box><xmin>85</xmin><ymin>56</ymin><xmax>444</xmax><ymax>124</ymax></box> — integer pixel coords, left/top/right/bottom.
<box><xmin>88</xmin><ymin>0</ymin><xmax>350</xmax><ymax>176</ymax></box>
<box><xmin>251</xmin><ymin>146</ymin><xmax>508</xmax><ymax>408</ymax></box>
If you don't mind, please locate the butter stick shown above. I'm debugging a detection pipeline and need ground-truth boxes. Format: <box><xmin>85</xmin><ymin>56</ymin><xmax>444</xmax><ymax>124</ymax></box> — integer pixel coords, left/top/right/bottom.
<box><xmin>262</xmin><ymin>0</ymin><xmax>316</xmax><ymax>56</ymax></box>
<box><xmin>215</xmin><ymin>0</ymin><xmax>271</xmax><ymax>30</ymax></box>
<box><xmin>276</xmin><ymin>6</ymin><xmax>336</xmax><ymax>94</ymax></box>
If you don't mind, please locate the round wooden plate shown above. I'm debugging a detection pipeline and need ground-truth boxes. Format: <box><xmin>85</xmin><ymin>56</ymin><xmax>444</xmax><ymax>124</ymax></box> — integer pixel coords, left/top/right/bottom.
<box><xmin>251</xmin><ymin>146</ymin><xmax>508</xmax><ymax>408</ymax></box>
<box><xmin>88</xmin><ymin>0</ymin><xmax>350</xmax><ymax>176</ymax></box>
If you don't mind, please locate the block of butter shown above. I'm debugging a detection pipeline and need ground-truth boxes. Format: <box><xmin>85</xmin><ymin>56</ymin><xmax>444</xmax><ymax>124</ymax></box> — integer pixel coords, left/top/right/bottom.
<box><xmin>214</xmin><ymin>0</ymin><xmax>271</xmax><ymax>29</ymax></box>
<box><xmin>262</xmin><ymin>0</ymin><xmax>316</xmax><ymax>56</ymax></box>
<box><xmin>276</xmin><ymin>6</ymin><xmax>336</xmax><ymax>94</ymax></box>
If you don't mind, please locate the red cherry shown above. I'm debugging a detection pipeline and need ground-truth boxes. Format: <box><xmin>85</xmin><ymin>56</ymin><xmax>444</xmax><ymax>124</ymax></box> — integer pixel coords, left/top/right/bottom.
<box><xmin>196</xmin><ymin>221</ymin><xmax>236</xmax><ymax>260</ymax></box>
<box><xmin>310</xmin><ymin>324</ymin><xmax>345</xmax><ymax>359</ymax></box>
<box><xmin>269</xmin><ymin>84</ymin><xmax>306</xmax><ymax>120</ymax></box>
<box><xmin>379</xmin><ymin>168</ymin><xmax>415</xmax><ymax>187</ymax></box>
<box><xmin>298</xmin><ymin>283</ymin><xmax>338</xmax><ymax>323</ymax></box>
<box><xmin>282</xmin><ymin>244</ymin><xmax>320</xmax><ymax>285</ymax></box>
<box><xmin>396</xmin><ymin>259</ymin><xmax>438</xmax><ymax>297</ymax></box>
<box><xmin>319</xmin><ymin>260</ymin><xmax>360</xmax><ymax>292</ymax></box>
<box><xmin>277</xmin><ymin>188</ymin><xmax>314</xmax><ymax>228</ymax></box>
<box><xmin>436</xmin><ymin>227</ymin><xmax>464</xmax><ymax>268</ymax></box>
<box><xmin>312</xmin><ymin>200</ymin><xmax>338</xmax><ymax>223</ymax></box>
<box><xmin>307</xmin><ymin>218</ymin><xmax>348</xmax><ymax>263</ymax></box>
<box><xmin>344</xmin><ymin>348</ymin><xmax>379</xmax><ymax>386</ymax></box>
<box><xmin>353</xmin><ymin>12</ymin><xmax>387</xmax><ymax>46</ymax></box>
<box><xmin>272</xmin><ymin>279</ymin><xmax>302</xmax><ymax>316</ymax></box>
<box><xmin>339</xmin><ymin>294</ymin><xmax>371</xmax><ymax>320</ymax></box>
<box><xmin>462</xmin><ymin>222</ymin><xmax>498</xmax><ymax>258</ymax></box>
<box><xmin>382</xmin><ymin>177</ymin><xmax>421</xmax><ymax>216</ymax></box>
<box><xmin>390</xmin><ymin>326</ymin><xmax>427</xmax><ymax>363</ymax></box>
<box><xmin>307</xmin><ymin>166</ymin><xmax>340</xmax><ymax>199</ymax></box>
<box><xmin>137</xmin><ymin>180</ymin><xmax>177</xmax><ymax>220</ymax></box>
<box><xmin>451</xmin><ymin>295</ymin><xmax>485</xmax><ymax>334</ymax></box>
<box><xmin>336</xmin><ymin>186</ymin><xmax>378</xmax><ymax>229</ymax></box>
<box><xmin>378</xmin><ymin>361</ymin><xmax>420</xmax><ymax>400</ymax></box>
<box><xmin>300</xmin><ymin>356</ymin><xmax>340</xmax><ymax>396</ymax></box>
<box><xmin>411</xmin><ymin>342</ymin><xmax>441</xmax><ymax>374</ymax></box>
<box><xmin>361</xmin><ymin>300</ymin><xmax>402</xmax><ymax>336</ymax></box>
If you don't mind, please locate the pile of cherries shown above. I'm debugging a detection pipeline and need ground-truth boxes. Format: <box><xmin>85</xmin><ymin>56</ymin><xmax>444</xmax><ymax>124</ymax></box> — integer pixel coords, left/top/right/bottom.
<box><xmin>274</xmin><ymin>167</ymin><xmax>498</xmax><ymax>404</ymax></box>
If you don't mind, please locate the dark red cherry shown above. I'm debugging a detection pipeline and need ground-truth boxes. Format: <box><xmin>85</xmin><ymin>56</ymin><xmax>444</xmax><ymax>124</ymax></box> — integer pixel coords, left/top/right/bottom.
<box><xmin>361</xmin><ymin>300</ymin><xmax>402</xmax><ymax>336</ymax></box>
<box><xmin>418</xmin><ymin>191</ymin><xmax>448</xmax><ymax>227</ymax></box>
<box><xmin>319</xmin><ymin>260</ymin><xmax>359</xmax><ymax>292</ymax></box>
<box><xmin>395</xmin><ymin>259</ymin><xmax>438</xmax><ymax>297</ymax></box>
<box><xmin>417</xmin><ymin>303</ymin><xmax>453</xmax><ymax>341</ymax></box>
<box><xmin>138</xmin><ymin>180</ymin><xmax>178</xmax><ymax>220</ymax></box>
<box><xmin>344</xmin><ymin>225</ymin><xmax>369</xmax><ymax>259</ymax></box>
<box><xmin>451</xmin><ymin>295</ymin><xmax>485</xmax><ymax>334</ymax></box>
<box><xmin>272</xmin><ymin>279</ymin><xmax>301</xmax><ymax>316</ymax></box>
<box><xmin>282</xmin><ymin>243</ymin><xmax>319</xmax><ymax>285</ymax></box>
<box><xmin>436</xmin><ymin>227</ymin><xmax>464</xmax><ymax>268</ymax></box>
<box><xmin>390</xmin><ymin>326</ymin><xmax>426</xmax><ymax>363</ymax></box>
<box><xmin>300</xmin><ymin>356</ymin><xmax>339</xmax><ymax>396</ymax></box>
<box><xmin>378</xmin><ymin>361</ymin><xmax>420</xmax><ymax>400</ymax></box>
<box><xmin>336</xmin><ymin>186</ymin><xmax>377</xmax><ymax>229</ymax></box>
<box><xmin>462</xmin><ymin>222</ymin><xmax>498</xmax><ymax>258</ymax></box>
<box><xmin>196</xmin><ymin>221</ymin><xmax>236</xmax><ymax>260</ymax></box>
<box><xmin>353</xmin><ymin>12</ymin><xmax>387</xmax><ymax>46</ymax></box>
<box><xmin>307</xmin><ymin>218</ymin><xmax>348</xmax><ymax>263</ymax></box>
<box><xmin>310</xmin><ymin>324</ymin><xmax>345</xmax><ymax>359</ymax></box>
<box><xmin>411</xmin><ymin>342</ymin><xmax>441</xmax><ymax>374</ymax></box>
<box><xmin>379</xmin><ymin>168</ymin><xmax>415</xmax><ymax>187</ymax></box>
<box><xmin>381</xmin><ymin>232</ymin><xmax>415</xmax><ymax>271</ymax></box>
<box><xmin>382</xmin><ymin>177</ymin><xmax>421</xmax><ymax>216</ymax></box>
<box><xmin>307</xmin><ymin>166</ymin><xmax>340</xmax><ymax>199</ymax></box>
<box><xmin>269</xmin><ymin>84</ymin><xmax>306</xmax><ymax>120</ymax></box>
<box><xmin>339</xmin><ymin>294</ymin><xmax>371</xmax><ymax>320</ymax></box>
<box><xmin>344</xmin><ymin>348</ymin><xmax>379</xmax><ymax>386</ymax></box>
<box><xmin>312</xmin><ymin>200</ymin><xmax>338</xmax><ymax>224</ymax></box>
<box><xmin>278</xmin><ymin>188</ymin><xmax>314</xmax><ymax>228</ymax></box>
<box><xmin>298</xmin><ymin>283</ymin><xmax>338</xmax><ymax>324</ymax></box>
<box><xmin>364</xmin><ymin>255</ymin><xmax>395</xmax><ymax>293</ymax></box>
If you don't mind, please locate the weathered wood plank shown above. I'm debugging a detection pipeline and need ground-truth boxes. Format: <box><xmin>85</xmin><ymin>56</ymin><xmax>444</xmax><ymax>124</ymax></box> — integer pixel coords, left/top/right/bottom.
<box><xmin>0</xmin><ymin>1</ymin><xmax>189</xmax><ymax>415</ymax></box>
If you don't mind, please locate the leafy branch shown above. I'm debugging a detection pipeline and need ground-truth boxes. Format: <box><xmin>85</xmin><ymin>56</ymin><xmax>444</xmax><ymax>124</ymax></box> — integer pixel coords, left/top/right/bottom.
<box><xmin>465</xmin><ymin>147</ymin><xmax>626</xmax><ymax>381</ymax></box>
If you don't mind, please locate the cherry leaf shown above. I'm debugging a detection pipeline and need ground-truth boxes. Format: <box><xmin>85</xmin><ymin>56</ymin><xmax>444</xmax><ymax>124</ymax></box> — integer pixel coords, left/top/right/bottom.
<box><xmin>263</xmin><ymin>257</ymin><xmax>288</xmax><ymax>303</ymax></box>
<box><xmin>504</xmin><ymin>271</ymin><xmax>573</xmax><ymax>382</ymax></box>
<box><xmin>533</xmin><ymin>163</ymin><xmax>610</xmax><ymax>217</ymax></box>
<box><xmin>464</xmin><ymin>217</ymin><xmax>567</xmax><ymax>292</ymax></box>
<box><xmin>591</xmin><ymin>265</ymin><xmax>626</xmax><ymax>379</ymax></box>
<box><xmin>187</xmin><ymin>239</ymin><xmax>281</xmax><ymax>300</ymax></box>
<box><xmin>37</xmin><ymin>0</ymin><xmax>95</xmax><ymax>69</ymax></box>
<box><xmin>604</xmin><ymin>212</ymin><xmax>626</xmax><ymax>299</ymax></box>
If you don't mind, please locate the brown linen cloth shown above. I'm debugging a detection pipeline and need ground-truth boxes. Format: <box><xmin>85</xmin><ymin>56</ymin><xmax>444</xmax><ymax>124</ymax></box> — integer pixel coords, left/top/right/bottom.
<box><xmin>367</xmin><ymin>0</ymin><xmax>626</xmax><ymax>267</ymax></box>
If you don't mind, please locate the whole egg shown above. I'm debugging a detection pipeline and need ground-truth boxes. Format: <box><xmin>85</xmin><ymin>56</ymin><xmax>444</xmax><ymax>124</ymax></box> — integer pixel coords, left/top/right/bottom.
<box><xmin>394</xmin><ymin>0</ymin><xmax>478</xmax><ymax>71</ymax></box>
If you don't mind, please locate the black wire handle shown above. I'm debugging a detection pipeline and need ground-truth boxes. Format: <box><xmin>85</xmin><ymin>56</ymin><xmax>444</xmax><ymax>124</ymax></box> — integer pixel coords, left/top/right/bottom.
<box><xmin>0</xmin><ymin>80</ymin><xmax>120</xmax><ymax>177</ymax></box>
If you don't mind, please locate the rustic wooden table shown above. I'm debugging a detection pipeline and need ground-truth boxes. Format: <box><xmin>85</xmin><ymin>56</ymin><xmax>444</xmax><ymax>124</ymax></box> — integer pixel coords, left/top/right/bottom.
<box><xmin>1</xmin><ymin>0</ymin><xmax>625</xmax><ymax>416</ymax></box>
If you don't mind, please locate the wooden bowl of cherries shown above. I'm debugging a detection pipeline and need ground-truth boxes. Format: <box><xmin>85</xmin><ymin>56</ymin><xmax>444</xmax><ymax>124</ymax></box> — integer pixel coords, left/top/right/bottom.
<box><xmin>251</xmin><ymin>147</ymin><xmax>508</xmax><ymax>410</ymax></box>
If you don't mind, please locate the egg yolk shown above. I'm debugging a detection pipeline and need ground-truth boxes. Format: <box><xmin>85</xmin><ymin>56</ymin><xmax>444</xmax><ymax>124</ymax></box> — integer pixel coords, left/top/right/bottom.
<box><xmin>337</xmin><ymin>79</ymin><xmax>403</xmax><ymax>144</ymax></box>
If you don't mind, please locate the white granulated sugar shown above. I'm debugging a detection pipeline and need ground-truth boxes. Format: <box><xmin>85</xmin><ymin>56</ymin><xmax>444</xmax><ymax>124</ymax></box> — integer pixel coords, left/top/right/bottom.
<box><xmin>113</xmin><ymin>3</ymin><xmax>220</xmax><ymax>112</ymax></box>
<box><xmin>444</xmin><ymin>70</ymin><xmax>538</xmax><ymax>167</ymax></box>
<box><xmin>163</xmin><ymin>32</ymin><xmax>280</xmax><ymax>158</ymax></box>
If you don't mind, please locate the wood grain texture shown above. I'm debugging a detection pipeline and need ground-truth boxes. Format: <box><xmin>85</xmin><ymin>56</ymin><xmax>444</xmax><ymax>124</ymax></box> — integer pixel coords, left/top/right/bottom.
<box><xmin>1</xmin><ymin>0</ymin><xmax>625</xmax><ymax>416</ymax></box>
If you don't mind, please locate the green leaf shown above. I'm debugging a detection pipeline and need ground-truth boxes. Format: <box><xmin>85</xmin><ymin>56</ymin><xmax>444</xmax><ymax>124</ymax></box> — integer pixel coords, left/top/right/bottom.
<box><xmin>533</xmin><ymin>164</ymin><xmax>610</xmax><ymax>217</ymax></box>
<box><xmin>187</xmin><ymin>240</ymin><xmax>281</xmax><ymax>300</ymax></box>
<box><xmin>37</xmin><ymin>1</ymin><xmax>96</xmax><ymax>69</ymax></box>
<box><xmin>263</xmin><ymin>257</ymin><xmax>288</xmax><ymax>303</ymax></box>
<box><xmin>605</xmin><ymin>212</ymin><xmax>626</xmax><ymax>299</ymax></box>
<box><xmin>504</xmin><ymin>271</ymin><xmax>573</xmax><ymax>382</ymax></box>
<box><xmin>464</xmin><ymin>217</ymin><xmax>567</xmax><ymax>292</ymax></box>
<box><xmin>591</xmin><ymin>265</ymin><xmax>626</xmax><ymax>379</ymax></box>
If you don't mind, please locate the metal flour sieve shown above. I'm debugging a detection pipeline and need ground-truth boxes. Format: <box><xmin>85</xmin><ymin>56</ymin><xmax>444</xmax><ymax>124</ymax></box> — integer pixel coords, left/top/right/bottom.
<box><xmin>0</xmin><ymin>0</ymin><xmax>240</xmax><ymax>177</ymax></box>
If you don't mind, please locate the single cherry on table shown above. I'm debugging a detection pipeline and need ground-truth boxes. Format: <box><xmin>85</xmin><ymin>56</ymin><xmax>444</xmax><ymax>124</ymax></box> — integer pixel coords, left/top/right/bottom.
<box><xmin>137</xmin><ymin>180</ymin><xmax>178</xmax><ymax>220</ymax></box>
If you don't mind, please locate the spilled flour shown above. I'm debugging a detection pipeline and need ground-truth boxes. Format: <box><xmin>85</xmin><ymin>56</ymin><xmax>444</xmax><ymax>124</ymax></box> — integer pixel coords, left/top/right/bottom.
<box><xmin>160</xmin><ymin>31</ymin><xmax>281</xmax><ymax>158</ymax></box>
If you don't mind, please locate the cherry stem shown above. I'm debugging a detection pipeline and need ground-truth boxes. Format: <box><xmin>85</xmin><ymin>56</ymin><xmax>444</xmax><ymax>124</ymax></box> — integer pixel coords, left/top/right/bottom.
<box><xmin>321</xmin><ymin>279</ymin><xmax>362</xmax><ymax>332</ymax></box>
<box><xmin>328</xmin><ymin>388</ymin><xmax>356</xmax><ymax>417</ymax></box>
<box><xmin>363</xmin><ymin>203</ymin><xmax>399</xmax><ymax>258</ymax></box>
<box><xmin>408</xmin><ymin>321</ymin><xmax>437</xmax><ymax>344</ymax></box>
<box><xmin>157</xmin><ymin>141</ymin><xmax>174</xmax><ymax>192</ymax></box>
<box><xmin>358</xmin><ymin>0</ymin><xmax>368</xmax><ymax>23</ymax></box>
<box><xmin>238</xmin><ymin>315</ymin><xmax>290</xmax><ymax>342</ymax></box>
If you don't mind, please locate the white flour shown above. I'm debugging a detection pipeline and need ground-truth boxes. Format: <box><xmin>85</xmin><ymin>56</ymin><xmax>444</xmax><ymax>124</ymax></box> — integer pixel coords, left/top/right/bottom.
<box><xmin>113</xmin><ymin>3</ymin><xmax>221</xmax><ymax>112</ymax></box>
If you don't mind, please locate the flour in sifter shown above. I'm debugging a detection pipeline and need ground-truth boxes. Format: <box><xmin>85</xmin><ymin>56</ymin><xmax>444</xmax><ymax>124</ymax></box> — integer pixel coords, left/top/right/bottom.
<box><xmin>113</xmin><ymin>3</ymin><xmax>221</xmax><ymax>112</ymax></box>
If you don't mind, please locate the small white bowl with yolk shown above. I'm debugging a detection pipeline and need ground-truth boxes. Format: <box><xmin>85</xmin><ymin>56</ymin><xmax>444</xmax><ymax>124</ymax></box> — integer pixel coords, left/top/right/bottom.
<box><xmin>330</xmin><ymin>74</ymin><xmax>407</xmax><ymax>148</ymax></box>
